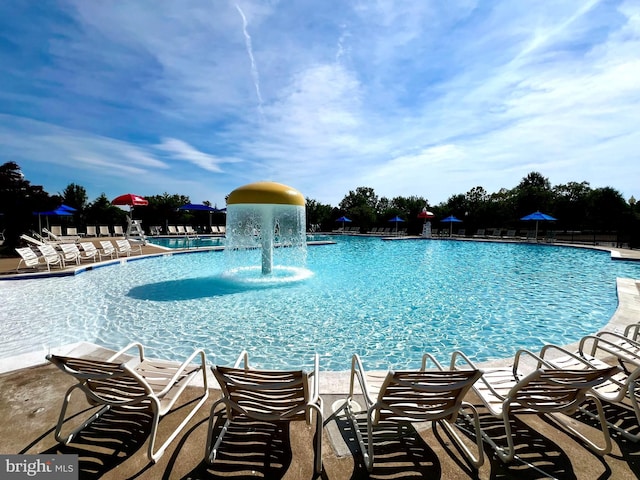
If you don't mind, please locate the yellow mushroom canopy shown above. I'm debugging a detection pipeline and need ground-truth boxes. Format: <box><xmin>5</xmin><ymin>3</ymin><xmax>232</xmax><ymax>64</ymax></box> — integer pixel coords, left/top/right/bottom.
<box><xmin>227</xmin><ymin>181</ymin><xmax>305</xmax><ymax>206</ymax></box>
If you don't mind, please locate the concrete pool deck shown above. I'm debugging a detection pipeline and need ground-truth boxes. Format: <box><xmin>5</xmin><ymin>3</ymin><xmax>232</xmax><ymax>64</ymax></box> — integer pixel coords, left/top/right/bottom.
<box><xmin>1</xmin><ymin>239</ymin><xmax>640</xmax><ymax>478</ymax></box>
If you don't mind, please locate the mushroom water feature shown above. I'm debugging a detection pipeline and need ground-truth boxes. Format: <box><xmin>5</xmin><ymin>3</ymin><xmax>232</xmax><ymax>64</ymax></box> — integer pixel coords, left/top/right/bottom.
<box><xmin>224</xmin><ymin>181</ymin><xmax>311</xmax><ymax>284</ymax></box>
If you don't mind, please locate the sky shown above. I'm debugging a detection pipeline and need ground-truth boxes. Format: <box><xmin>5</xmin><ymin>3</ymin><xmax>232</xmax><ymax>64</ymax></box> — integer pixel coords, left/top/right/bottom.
<box><xmin>0</xmin><ymin>1</ymin><xmax>638</xmax><ymax>209</ymax></box>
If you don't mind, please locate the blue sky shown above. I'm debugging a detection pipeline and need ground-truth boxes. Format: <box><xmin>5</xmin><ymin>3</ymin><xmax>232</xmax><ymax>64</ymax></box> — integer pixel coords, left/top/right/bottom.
<box><xmin>0</xmin><ymin>1</ymin><xmax>638</xmax><ymax>208</ymax></box>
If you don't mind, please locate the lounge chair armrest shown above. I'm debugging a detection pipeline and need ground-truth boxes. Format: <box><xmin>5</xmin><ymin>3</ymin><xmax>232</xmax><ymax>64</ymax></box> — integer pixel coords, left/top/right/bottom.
<box><xmin>348</xmin><ymin>354</ymin><xmax>376</xmax><ymax>408</ymax></box>
<box><xmin>539</xmin><ymin>344</ymin><xmax>595</xmax><ymax>368</ymax></box>
<box><xmin>594</xmin><ymin>331</ymin><xmax>640</xmax><ymax>352</ymax></box>
<box><xmin>308</xmin><ymin>353</ymin><xmax>321</xmax><ymax>403</ymax></box>
<box><xmin>233</xmin><ymin>350</ymin><xmax>250</xmax><ymax>369</ymax></box>
<box><xmin>581</xmin><ymin>334</ymin><xmax>640</xmax><ymax>367</ymax></box>
<box><xmin>450</xmin><ymin>350</ymin><xmax>507</xmax><ymax>400</ymax></box>
<box><xmin>623</xmin><ymin>323</ymin><xmax>640</xmax><ymax>342</ymax></box>
<box><xmin>514</xmin><ymin>348</ymin><xmax>558</xmax><ymax>372</ymax></box>
<box><xmin>421</xmin><ymin>352</ymin><xmax>445</xmax><ymax>371</ymax></box>
<box><xmin>596</xmin><ymin>330</ymin><xmax>640</xmax><ymax>345</ymax></box>
<box><xmin>449</xmin><ymin>350</ymin><xmax>478</xmax><ymax>371</ymax></box>
<box><xmin>155</xmin><ymin>349</ymin><xmax>208</xmax><ymax>397</ymax></box>
<box><xmin>108</xmin><ymin>342</ymin><xmax>145</xmax><ymax>362</ymax></box>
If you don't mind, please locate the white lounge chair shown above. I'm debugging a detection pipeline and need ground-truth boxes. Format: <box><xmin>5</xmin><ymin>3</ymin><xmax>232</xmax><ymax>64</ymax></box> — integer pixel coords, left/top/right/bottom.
<box><xmin>85</xmin><ymin>226</ymin><xmax>97</xmax><ymax>237</ymax></box>
<box><xmin>115</xmin><ymin>239</ymin><xmax>143</xmax><ymax>257</ymax></box>
<box><xmin>78</xmin><ymin>242</ymin><xmax>101</xmax><ymax>262</ymax></box>
<box><xmin>36</xmin><ymin>244</ymin><xmax>64</xmax><ymax>271</ymax></box>
<box><xmin>59</xmin><ymin>243</ymin><xmax>81</xmax><ymax>266</ymax></box>
<box><xmin>113</xmin><ymin>225</ymin><xmax>124</xmax><ymax>237</ymax></box>
<box><xmin>15</xmin><ymin>247</ymin><xmax>41</xmax><ymax>271</ymax></box>
<box><xmin>42</xmin><ymin>227</ymin><xmax>78</xmax><ymax>243</ymax></box>
<box><xmin>452</xmin><ymin>349</ymin><xmax>619</xmax><ymax>462</ymax></box>
<box><xmin>98</xmin><ymin>225</ymin><xmax>110</xmax><ymax>237</ymax></box>
<box><xmin>176</xmin><ymin>225</ymin><xmax>186</xmax><ymax>234</ymax></box>
<box><xmin>66</xmin><ymin>227</ymin><xmax>81</xmax><ymax>238</ymax></box>
<box><xmin>341</xmin><ymin>353</ymin><xmax>484</xmax><ymax>471</ymax></box>
<box><xmin>167</xmin><ymin>225</ymin><xmax>178</xmax><ymax>235</ymax></box>
<box><xmin>20</xmin><ymin>233</ymin><xmax>47</xmax><ymax>247</ymax></box>
<box><xmin>206</xmin><ymin>351</ymin><xmax>323</xmax><ymax>474</ymax></box>
<box><xmin>98</xmin><ymin>240</ymin><xmax>116</xmax><ymax>259</ymax></box>
<box><xmin>539</xmin><ymin>332</ymin><xmax>640</xmax><ymax>441</ymax></box>
<box><xmin>47</xmin><ymin>343</ymin><xmax>209</xmax><ymax>463</ymax></box>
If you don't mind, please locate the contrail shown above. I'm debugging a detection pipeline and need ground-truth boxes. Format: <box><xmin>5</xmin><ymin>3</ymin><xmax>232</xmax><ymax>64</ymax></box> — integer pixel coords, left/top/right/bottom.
<box><xmin>235</xmin><ymin>4</ymin><xmax>264</xmax><ymax>118</ymax></box>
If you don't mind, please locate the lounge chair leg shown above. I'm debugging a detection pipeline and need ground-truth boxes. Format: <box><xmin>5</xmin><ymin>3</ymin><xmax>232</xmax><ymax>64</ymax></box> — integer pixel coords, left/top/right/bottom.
<box><xmin>205</xmin><ymin>401</ymin><xmax>231</xmax><ymax>465</ymax></box>
<box><xmin>546</xmin><ymin>394</ymin><xmax>612</xmax><ymax>456</ymax></box>
<box><xmin>480</xmin><ymin>409</ymin><xmax>517</xmax><ymax>463</ymax></box>
<box><xmin>54</xmin><ymin>385</ymin><xmax>111</xmax><ymax>445</ymax></box>
<box><xmin>312</xmin><ymin>401</ymin><xmax>324</xmax><ymax>474</ymax></box>
<box><xmin>344</xmin><ymin>401</ymin><xmax>373</xmax><ymax>471</ymax></box>
<box><xmin>438</xmin><ymin>402</ymin><xmax>485</xmax><ymax>468</ymax></box>
<box><xmin>149</xmin><ymin>386</ymin><xmax>209</xmax><ymax>463</ymax></box>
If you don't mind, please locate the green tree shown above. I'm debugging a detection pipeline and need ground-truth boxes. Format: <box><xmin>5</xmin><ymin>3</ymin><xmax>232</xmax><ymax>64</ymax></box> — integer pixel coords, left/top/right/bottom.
<box><xmin>464</xmin><ymin>186</ymin><xmax>489</xmax><ymax>233</ymax></box>
<box><xmin>339</xmin><ymin>187</ymin><xmax>379</xmax><ymax>232</ymax></box>
<box><xmin>552</xmin><ymin>181</ymin><xmax>592</xmax><ymax>231</ymax></box>
<box><xmin>306</xmin><ymin>198</ymin><xmax>333</xmax><ymax>232</ymax></box>
<box><xmin>61</xmin><ymin>183</ymin><xmax>88</xmax><ymax>210</ymax></box>
<box><xmin>586</xmin><ymin>187</ymin><xmax>629</xmax><ymax>232</ymax></box>
<box><xmin>0</xmin><ymin>162</ymin><xmax>56</xmax><ymax>248</ymax></box>
<box><xmin>515</xmin><ymin>171</ymin><xmax>553</xmax><ymax>215</ymax></box>
<box><xmin>84</xmin><ymin>193</ymin><xmax>127</xmax><ymax>226</ymax></box>
<box><xmin>382</xmin><ymin>195</ymin><xmax>428</xmax><ymax>234</ymax></box>
<box><xmin>143</xmin><ymin>193</ymin><xmax>191</xmax><ymax>231</ymax></box>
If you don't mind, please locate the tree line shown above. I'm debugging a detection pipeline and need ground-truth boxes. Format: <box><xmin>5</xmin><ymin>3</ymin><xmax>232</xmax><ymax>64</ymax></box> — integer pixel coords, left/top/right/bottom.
<box><xmin>306</xmin><ymin>172</ymin><xmax>639</xmax><ymax>246</ymax></box>
<box><xmin>1</xmin><ymin>162</ymin><xmax>638</xmax><ymax>250</ymax></box>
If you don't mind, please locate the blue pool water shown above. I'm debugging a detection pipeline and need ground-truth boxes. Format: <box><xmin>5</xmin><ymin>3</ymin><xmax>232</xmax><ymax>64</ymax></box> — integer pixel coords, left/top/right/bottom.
<box><xmin>148</xmin><ymin>236</ymin><xmax>225</xmax><ymax>249</ymax></box>
<box><xmin>1</xmin><ymin>236</ymin><xmax>639</xmax><ymax>371</ymax></box>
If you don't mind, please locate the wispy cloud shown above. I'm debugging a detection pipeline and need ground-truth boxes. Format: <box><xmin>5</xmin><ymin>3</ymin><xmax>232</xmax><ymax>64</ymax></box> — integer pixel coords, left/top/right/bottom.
<box><xmin>0</xmin><ymin>0</ymin><xmax>638</xmax><ymax>205</ymax></box>
<box><xmin>235</xmin><ymin>3</ymin><xmax>264</xmax><ymax>118</ymax></box>
<box><xmin>155</xmin><ymin>138</ymin><xmax>240</xmax><ymax>173</ymax></box>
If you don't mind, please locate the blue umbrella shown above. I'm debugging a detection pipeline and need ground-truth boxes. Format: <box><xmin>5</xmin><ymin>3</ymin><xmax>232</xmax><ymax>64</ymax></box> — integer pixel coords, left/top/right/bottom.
<box><xmin>440</xmin><ymin>215</ymin><xmax>462</xmax><ymax>237</ymax></box>
<box><xmin>520</xmin><ymin>211</ymin><xmax>557</xmax><ymax>222</ymax></box>
<box><xmin>336</xmin><ymin>216</ymin><xmax>351</xmax><ymax>231</ymax></box>
<box><xmin>520</xmin><ymin>211</ymin><xmax>557</xmax><ymax>241</ymax></box>
<box><xmin>179</xmin><ymin>203</ymin><xmax>218</xmax><ymax>211</ymax></box>
<box><xmin>33</xmin><ymin>205</ymin><xmax>76</xmax><ymax>232</ymax></box>
<box><xmin>388</xmin><ymin>216</ymin><xmax>405</xmax><ymax>234</ymax></box>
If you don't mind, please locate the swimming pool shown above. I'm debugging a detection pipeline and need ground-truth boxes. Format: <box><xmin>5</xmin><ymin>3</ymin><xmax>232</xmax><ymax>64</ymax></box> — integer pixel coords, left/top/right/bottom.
<box><xmin>1</xmin><ymin>237</ymin><xmax>639</xmax><ymax>371</ymax></box>
<box><xmin>147</xmin><ymin>236</ymin><xmax>225</xmax><ymax>249</ymax></box>
<box><xmin>146</xmin><ymin>234</ymin><xmax>330</xmax><ymax>249</ymax></box>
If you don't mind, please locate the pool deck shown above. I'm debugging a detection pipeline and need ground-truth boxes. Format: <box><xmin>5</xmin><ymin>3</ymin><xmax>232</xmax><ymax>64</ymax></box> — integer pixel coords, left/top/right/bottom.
<box><xmin>1</xmin><ymin>238</ymin><xmax>640</xmax><ymax>478</ymax></box>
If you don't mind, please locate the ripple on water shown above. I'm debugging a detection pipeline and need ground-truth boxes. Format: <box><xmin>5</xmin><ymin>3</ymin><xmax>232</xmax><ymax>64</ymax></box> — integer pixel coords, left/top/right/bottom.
<box><xmin>1</xmin><ymin>238</ymin><xmax>639</xmax><ymax>370</ymax></box>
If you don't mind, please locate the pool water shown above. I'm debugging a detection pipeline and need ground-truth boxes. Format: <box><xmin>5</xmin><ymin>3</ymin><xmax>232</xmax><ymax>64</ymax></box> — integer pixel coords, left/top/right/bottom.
<box><xmin>1</xmin><ymin>237</ymin><xmax>639</xmax><ymax>371</ymax></box>
<box><xmin>148</xmin><ymin>236</ymin><xmax>225</xmax><ymax>249</ymax></box>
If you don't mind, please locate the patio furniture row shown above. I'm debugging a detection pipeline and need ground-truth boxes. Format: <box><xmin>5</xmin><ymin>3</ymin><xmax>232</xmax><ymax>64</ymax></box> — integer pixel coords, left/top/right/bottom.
<box><xmin>43</xmin><ymin>324</ymin><xmax>640</xmax><ymax>473</ymax></box>
<box><xmin>15</xmin><ymin>239</ymin><xmax>142</xmax><ymax>272</ymax></box>
<box><xmin>46</xmin><ymin>225</ymin><xmax>125</xmax><ymax>238</ymax></box>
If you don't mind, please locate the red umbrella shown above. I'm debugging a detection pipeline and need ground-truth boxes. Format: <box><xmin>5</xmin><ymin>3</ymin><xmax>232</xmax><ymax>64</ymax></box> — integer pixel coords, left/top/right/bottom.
<box><xmin>112</xmin><ymin>193</ymin><xmax>149</xmax><ymax>207</ymax></box>
<box><xmin>417</xmin><ymin>209</ymin><xmax>435</xmax><ymax>219</ymax></box>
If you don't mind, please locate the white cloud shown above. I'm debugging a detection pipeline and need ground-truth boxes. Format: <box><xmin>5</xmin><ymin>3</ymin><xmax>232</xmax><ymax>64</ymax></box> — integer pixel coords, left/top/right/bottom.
<box><xmin>155</xmin><ymin>138</ymin><xmax>240</xmax><ymax>173</ymax></box>
<box><xmin>0</xmin><ymin>0</ymin><xmax>639</xmax><ymax>206</ymax></box>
